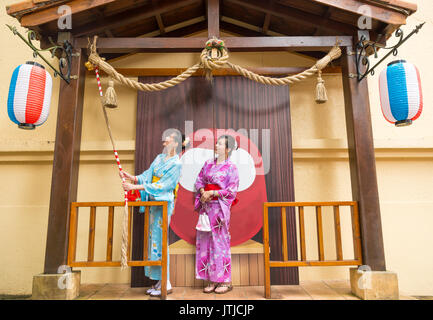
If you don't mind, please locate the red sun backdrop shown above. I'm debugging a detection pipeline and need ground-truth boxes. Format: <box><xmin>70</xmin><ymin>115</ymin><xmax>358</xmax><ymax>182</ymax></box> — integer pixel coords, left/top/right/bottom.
<box><xmin>170</xmin><ymin>128</ymin><xmax>267</xmax><ymax>246</ymax></box>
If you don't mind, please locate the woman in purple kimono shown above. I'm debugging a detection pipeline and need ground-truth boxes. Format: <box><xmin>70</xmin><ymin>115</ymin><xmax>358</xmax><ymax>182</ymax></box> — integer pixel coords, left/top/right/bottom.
<box><xmin>194</xmin><ymin>135</ymin><xmax>239</xmax><ymax>294</ymax></box>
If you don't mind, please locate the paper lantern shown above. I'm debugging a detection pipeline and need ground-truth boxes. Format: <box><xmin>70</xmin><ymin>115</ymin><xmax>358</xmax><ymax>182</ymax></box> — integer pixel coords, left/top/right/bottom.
<box><xmin>379</xmin><ymin>60</ymin><xmax>423</xmax><ymax>127</ymax></box>
<box><xmin>7</xmin><ymin>61</ymin><xmax>52</xmax><ymax>129</ymax></box>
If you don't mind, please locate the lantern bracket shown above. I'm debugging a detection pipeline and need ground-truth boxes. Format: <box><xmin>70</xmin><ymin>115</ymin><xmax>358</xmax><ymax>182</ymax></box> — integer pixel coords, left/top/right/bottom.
<box><xmin>354</xmin><ymin>22</ymin><xmax>425</xmax><ymax>82</ymax></box>
<box><xmin>6</xmin><ymin>24</ymin><xmax>75</xmax><ymax>84</ymax></box>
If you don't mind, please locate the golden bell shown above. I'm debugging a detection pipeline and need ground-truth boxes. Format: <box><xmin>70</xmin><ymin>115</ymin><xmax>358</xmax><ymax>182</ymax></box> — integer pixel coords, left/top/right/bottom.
<box><xmin>84</xmin><ymin>61</ymin><xmax>94</xmax><ymax>71</ymax></box>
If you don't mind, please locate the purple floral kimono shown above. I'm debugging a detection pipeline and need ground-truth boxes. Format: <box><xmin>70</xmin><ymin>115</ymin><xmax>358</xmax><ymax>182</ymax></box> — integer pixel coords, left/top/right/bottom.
<box><xmin>194</xmin><ymin>158</ymin><xmax>239</xmax><ymax>283</ymax></box>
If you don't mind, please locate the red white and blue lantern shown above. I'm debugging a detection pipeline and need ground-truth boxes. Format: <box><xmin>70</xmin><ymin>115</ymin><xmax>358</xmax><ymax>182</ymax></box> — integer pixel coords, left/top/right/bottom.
<box><xmin>379</xmin><ymin>60</ymin><xmax>423</xmax><ymax>127</ymax></box>
<box><xmin>7</xmin><ymin>61</ymin><xmax>52</xmax><ymax>129</ymax></box>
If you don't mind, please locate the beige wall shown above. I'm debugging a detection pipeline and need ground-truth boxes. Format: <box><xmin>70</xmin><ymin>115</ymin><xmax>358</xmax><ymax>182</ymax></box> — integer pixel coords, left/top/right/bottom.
<box><xmin>1</xmin><ymin>0</ymin><xmax>432</xmax><ymax>296</ymax></box>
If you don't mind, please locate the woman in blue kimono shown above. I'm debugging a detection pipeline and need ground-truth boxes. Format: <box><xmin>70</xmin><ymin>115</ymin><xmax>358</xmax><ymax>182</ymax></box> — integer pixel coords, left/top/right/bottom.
<box><xmin>121</xmin><ymin>130</ymin><xmax>186</xmax><ymax>297</ymax></box>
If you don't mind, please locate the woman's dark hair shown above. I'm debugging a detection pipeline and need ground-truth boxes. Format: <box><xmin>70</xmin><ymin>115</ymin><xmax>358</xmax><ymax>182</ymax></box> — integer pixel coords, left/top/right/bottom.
<box><xmin>217</xmin><ymin>135</ymin><xmax>237</xmax><ymax>157</ymax></box>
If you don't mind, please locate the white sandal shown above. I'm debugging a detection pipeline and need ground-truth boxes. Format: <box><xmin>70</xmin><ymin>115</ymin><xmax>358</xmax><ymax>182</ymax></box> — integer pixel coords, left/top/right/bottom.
<box><xmin>150</xmin><ymin>288</ymin><xmax>173</xmax><ymax>297</ymax></box>
<box><xmin>146</xmin><ymin>281</ymin><xmax>161</xmax><ymax>295</ymax></box>
<box><xmin>146</xmin><ymin>286</ymin><xmax>157</xmax><ymax>295</ymax></box>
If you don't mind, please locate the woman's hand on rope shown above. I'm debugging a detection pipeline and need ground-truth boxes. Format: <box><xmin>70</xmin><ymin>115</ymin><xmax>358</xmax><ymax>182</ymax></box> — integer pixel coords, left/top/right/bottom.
<box><xmin>122</xmin><ymin>181</ymin><xmax>138</xmax><ymax>191</ymax></box>
<box><xmin>119</xmin><ymin>170</ymin><xmax>136</xmax><ymax>183</ymax></box>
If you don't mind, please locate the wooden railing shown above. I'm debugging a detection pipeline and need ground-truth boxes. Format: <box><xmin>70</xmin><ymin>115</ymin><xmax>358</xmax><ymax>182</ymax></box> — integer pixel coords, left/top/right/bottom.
<box><xmin>67</xmin><ymin>201</ymin><xmax>169</xmax><ymax>299</ymax></box>
<box><xmin>263</xmin><ymin>201</ymin><xmax>362</xmax><ymax>298</ymax></box>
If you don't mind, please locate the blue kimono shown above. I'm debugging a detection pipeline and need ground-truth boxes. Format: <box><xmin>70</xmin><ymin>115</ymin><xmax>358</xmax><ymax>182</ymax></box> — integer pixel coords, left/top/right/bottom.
<box><xmin>136</xmin><ymin>153</ymin><xmax>182</xmax><ymax>281</ymax></box>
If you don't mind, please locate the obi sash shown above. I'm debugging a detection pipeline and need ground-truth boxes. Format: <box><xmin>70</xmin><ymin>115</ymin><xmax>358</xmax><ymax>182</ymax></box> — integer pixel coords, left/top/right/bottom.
<box><xmin>204</xmin><ymin>184</ymin><xmax>238</xmax><ymax>206</ymax></box>
<box><xmin>152</xmin><ymin>175</ymin><xmax>179</xmax><ymax>199</ymax></box>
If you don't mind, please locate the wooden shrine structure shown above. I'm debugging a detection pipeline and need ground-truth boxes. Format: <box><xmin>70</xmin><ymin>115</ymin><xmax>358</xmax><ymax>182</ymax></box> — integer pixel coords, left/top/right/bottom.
<box><xmin>7</xmin><ymin>0</ymin><xmax>417</xmax><ymax>299</ymax></box>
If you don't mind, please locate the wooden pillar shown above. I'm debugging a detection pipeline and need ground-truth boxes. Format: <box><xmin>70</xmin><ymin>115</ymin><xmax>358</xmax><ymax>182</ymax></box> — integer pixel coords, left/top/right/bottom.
<box><xmin>43</xmin><ymin>47</ymin><xmax>86</xmax><ymax>274</ymax></box>
<box><xmin>341</xmin><ymin>45</ymin><xmax>386</xmax><ymax>271</ymax></box>
<box><xmin>207</xmin><ymin>0</ymin><xmax>220</xmax><ymax>38</ymax></box>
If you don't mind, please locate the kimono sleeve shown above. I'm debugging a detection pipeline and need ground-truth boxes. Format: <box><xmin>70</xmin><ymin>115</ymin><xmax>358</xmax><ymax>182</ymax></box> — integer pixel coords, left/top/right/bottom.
<box><xmin>194</xmin><ymin>160</ymin><xmax>208</xmax><ymax>192</ymax></box>
<box><xmin>142</xmin><ymin>162</ymin><xmax>182</xmax><ymax>197</ymax></box>
<box><xmin>217</xmin><ymin>164</ymin><xmax>239</xmax><ymax>206</ymax></box>
<box><xmin>194</xmin><ymin>161</ymin><xmax>208</xmax><ymax>211</ymax></box>
<box><xmin>136</xmin><ymin>155</ymin><xmax>160</xmax><ymax>186</ymax></box>
<box><xmin>136</xmin><ymin>154</ymin><xmax>160</xmax><ymax>202</ymax></box>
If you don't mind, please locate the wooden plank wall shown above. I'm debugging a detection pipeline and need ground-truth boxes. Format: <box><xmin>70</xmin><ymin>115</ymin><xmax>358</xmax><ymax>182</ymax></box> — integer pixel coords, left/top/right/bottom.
<box><xmin>170</xmin><ymin>254</ymin><xmax>265</xmax><ymax>287</ymax></box>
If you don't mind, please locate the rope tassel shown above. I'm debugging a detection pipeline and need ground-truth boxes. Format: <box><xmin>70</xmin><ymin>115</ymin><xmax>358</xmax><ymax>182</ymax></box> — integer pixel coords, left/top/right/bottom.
<box><xmin>315</xmin><ymin>71</ymin><xmax>328</xmax><ymax>104</ymax></box>
<box><xmin>104</xmin><ymin>80</ymin><xmax>118</xmax><ymax>108</ymax></box>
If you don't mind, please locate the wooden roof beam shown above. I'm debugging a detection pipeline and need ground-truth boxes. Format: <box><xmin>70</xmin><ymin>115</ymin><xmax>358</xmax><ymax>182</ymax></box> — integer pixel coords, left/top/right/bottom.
<box><xmin>359</xmin><ymin>0</ymin><xmax>417</xmax><ymax>14</ymax></box>
<box><xmin>262</xmin><ymin>13</ymin><xmax>271</xmax><ymax>35</ymax></box>
<box><xmin>261</xmin><ymin>0</ymin><xmax>273</xmax><ymax>35</ymax></box>
<box><xmin>313</xmin><ymin>7</ymin><xmax>333</xmax><ymax>36</ymax></box>
<box><xmin>155</xmin><ymin>14</ymin><xmax>166</xmax><ymax>35</ymax></box>
<box><xmin>7</xmin><ymin>0</ymin><xmax>70</xmax><ymax>19</ymax></box>
<box><xmin>226</xmin><ymin>0</ymin><xmax>357</xmax><ymax>35</ymax></box>
<box><xmin>19</xmin><ymin>0</ymin><xmax>117</xmax><ymax>27</ymax></box>
<box><xmin>152</xmin><ymin>0</ymin><xmax>166</xmax><ymax>35</ymax></box>
<box><xmin>220</xmin><ymin>20</ymin><xmax>270</xmax><ymax>37</ymax></box>
<box><xmin>72</xmin><ymin>0</ymin><xmax>200</xmax><ymax>37</ymax></box>
<box><xmin>207</xmin><ymin>0</ymin><xmax>220</xmax><ymax>38</ymax></box>
<box><xmin>311</xmin><ymin>0</ymin><xmax>409</xmax><ymax>25</ymax></box>
<box><xmin>74</xmin><ymin>35</ymin><xmax>352</xmax><ymax>53</ymax></box>
<box><xmin>220</xmin><ymin>17</ymin><xmax>284</xmax><ymax>37</ymax></box>
<box><xmin>91</xmin><ymin>7</ymin><xmax>113</xmax><ymax>37</ymax></box>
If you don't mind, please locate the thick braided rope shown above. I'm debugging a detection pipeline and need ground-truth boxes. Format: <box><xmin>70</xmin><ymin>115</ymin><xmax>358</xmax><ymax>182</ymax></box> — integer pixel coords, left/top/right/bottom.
<box><xmin>89</xmin><ymin>51</ymin><xmax>201</xmax><ymax>92</ymax></box>
<box><xmin>200</xmin><ymin>47</ymin><xmax>229</xmax><ymax>71</ymax></box>
<box><xmin>227</xmin><ymin>61</ymin><xmax>318</xmax><ymax>85</ymax></box>
<box><xmin>88</xmin><ymin>36</ymin><xmax>341</xmax><ymax>92</ymax></box>
<box><xmin>226</xmin><ymin>45</ymin><xmax>341</xmax><ymax>86</ymax></box>
<box><xmin>95</xmin><ymin>67</ymin><xmax>129</xmax><ymax>270</ymax></box>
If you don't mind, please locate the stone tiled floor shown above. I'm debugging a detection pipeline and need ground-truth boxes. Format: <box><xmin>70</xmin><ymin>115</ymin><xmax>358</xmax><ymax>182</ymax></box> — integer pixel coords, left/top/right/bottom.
<box><xmin>75</xmin><ymin>280</ymin><xmax>419</xmax><ymax>300</ymax></box>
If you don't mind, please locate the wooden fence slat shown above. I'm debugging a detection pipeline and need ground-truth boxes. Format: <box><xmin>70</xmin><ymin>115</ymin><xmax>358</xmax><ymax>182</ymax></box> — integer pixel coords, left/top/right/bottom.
<box><xmin>263</xmin><ymin>205</ymin><xmax>271</xmax><ymax>298</ymax></box>
<box><xmin>106</xmin><ymin>206</ymin><xmax>114</xmax><ymax>261</ymax></box>
<box><xmin>67</xmin><ymin>205</ymin><xmax>78</xmax><ymax>265</ymax></box>
<box><xmin>69</xmin><ymin>260</ymin><xmax>163</xmax><ymax>267</ymax></box>
<box><xmin>87</xmin><ymin>206</ymin><xmax>96</xmax><ymax>262</ymax></box>
<box><xmin>161</xmin><ymin>203</ymin><xmax>168</xmax><ymax>299</ymax></box>
<box><xmin>72</xmin><ymin>201</ymin><xmax>167</xmax><ymax>207</ymax></box>
<box><xmin>143</xmin><ymin>206</ymin><xmax>149</xmax><ymax>261</ymax></box>
<box><xmin>281</xmin><ymin>207</ymin><xmax>288</xmax><ymax>261</ymax></box>
<box><xmin>269</xmin><ymin>260</ymin><xmax>361</xmax><ymax>267</ymax></box>
<box><xmin>298</xmin><ymin>206</ymin><xmax>306</xmax><ymax>261</ymax></box>
<box><xmin>333</xmin><ymin>206</ymin><xmax>343</xmax><ymax>261</ymax></box>
<box><xmin>351</xmin><ymin>204</ymin><xmax>363</xmax><ymax>263</ymax></box>
<box><xmin>264</xmin><ymin>201</ymin><xmax>357</xmax><ymax>207</ymax></box>
<box><xmin>127</xmin><ymin>206</ymin><xmax>132</xmax><ymax>260</ymax></box>
<box><xmin>316</xmin><ymin>206</ymin><xmax>324</xmax><ymax>261</ymax></box>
